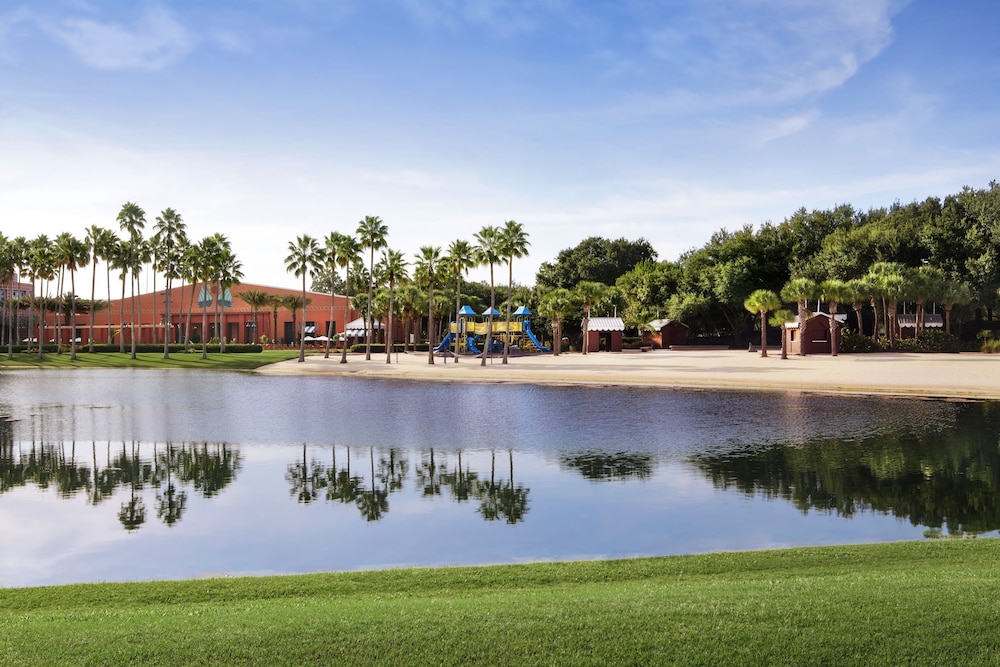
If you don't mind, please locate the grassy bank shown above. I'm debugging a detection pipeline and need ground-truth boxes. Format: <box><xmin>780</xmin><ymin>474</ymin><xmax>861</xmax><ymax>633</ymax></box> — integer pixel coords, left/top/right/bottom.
<box><xmin>0</xmin><ymin>350</ymin><xmax>303</xmax><ymax>370</ymax></box>
<box><xmin>2</xmin><ymin>540</ymin><xmax>998</xmax><ymax>665</ymax></box>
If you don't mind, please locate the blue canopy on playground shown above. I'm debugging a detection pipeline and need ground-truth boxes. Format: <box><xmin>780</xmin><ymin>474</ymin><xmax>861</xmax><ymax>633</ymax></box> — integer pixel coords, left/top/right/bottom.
<box><xmin>481</xmin><ymin>307</ymin><xmax>501</xmax><ymax>317</ymax></box>
<box><xmin>458</xmin><ymin>305</ymin><xmax>476</xmax><ymax>316</ymax></box>
<box><xmin>513</xmin><ymin>306</ymin><xmax>531</xmax><ymax>316</ymax></box>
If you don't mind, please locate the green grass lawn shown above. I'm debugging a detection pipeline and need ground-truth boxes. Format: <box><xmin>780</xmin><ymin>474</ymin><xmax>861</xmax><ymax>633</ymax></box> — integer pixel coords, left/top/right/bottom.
<box><xmin>0</xmin><ymin>349</ymin><xmax>304</xmax><ymax>370</ymax></box>
<box><xmin>1</xmin><ymin>540</ymin><xmax>998</xmax><ymax>665</ymax></box>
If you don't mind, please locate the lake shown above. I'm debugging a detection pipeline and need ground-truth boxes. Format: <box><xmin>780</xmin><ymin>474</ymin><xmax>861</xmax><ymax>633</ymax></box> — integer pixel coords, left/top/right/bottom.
<box><xmin>1</xmin><ymin>369</ymin><xmax>998</xmax><ymax>587</ymax></box>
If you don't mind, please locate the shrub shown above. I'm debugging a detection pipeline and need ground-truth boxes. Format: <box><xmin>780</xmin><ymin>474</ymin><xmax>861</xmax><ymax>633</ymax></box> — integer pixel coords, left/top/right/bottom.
<box><xmin>982</xmin><ymin>339</ymin><xmax>1000</xmax><ymax>354</ymax></box>
<box><xmin>839</xmin><ymin>329</ymin><xmax>881</xmax><ymax>353</ymax></box>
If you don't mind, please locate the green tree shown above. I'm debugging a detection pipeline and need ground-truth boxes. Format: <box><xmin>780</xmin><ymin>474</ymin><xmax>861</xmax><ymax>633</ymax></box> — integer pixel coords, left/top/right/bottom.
<box><xmin>743</xmin><ymin>289</ymin><xmax>782</xmax><ymax>357</ymax></box>
<box><xmin>498</xmin><ymin>220</ymin><xmax>530</xmax><ymax>365</ymax></box>
<box><xmin>237</xmin><ymin>289</ymin><xmax>271</xmax><ymax>345</ymax></box>
<box><xmin>781</xmin><ymin>277</ymin><xmax>818</xmax><ymax>356</ymax></box>
<box><xmin>52</xmin><ymin>233</ymin><xmax>89</xmax><ymax>359</ymax></box>
<box><xmin>768</xmin><ymin>308</ymin><xmax>796</xmax><ymax>359</ymax></box>
<box><xmin>575</xmin><ymin>281</ymin><xmax>609</xmax><ymax>355</ymax></box>
<box><xmin>356</xmin><ymin>216</ymin><xmax>388</xmax><ymax>361</ymax></box>
<box><xmin>537</xmin><ymin>287</ymin><xmax>577</xmax><ymax>356</ymax></box>
<box><xmin>322</xmin><ymin>232</ymin><xmax>349</xmax><ymax>359</ymax></box>
<box><xmin>285</xmin><ymin>235</ymin><xmax>322</xmax><ymax>363</ymax></box>
<box><xmin>445</xmin><ymin>239</ymin><xmax>476</xmax><ymax>363</ymax></box>
<box><xmin>475</xmin><ymin>226</ymin><xmax>502</xmax><ymax>366</ymax></box>
<box><xmin>819</xmin><ymin>279</ymin><xmax>851</xmax><ymax>357</ymax></box>
<box><xmin>377</xmin><ymin>249</ymin><xmax>408</xmax><ymax>364</ymax></box>
<box><xmin>536</xmin><ymin>237</ymin><xmax>657</xmax><ymax>289</ymax></box>
<box><xmin>116</xmin><ymin>202</ymin><xmax>146</xmax><ymax>360</ymax></box>
<box><xmin>153</xmin><ymin>208</ymin><xmax>187</xmax><ymax>358</ymax></box>
<box><xmin>414</xmin><ymin>245</ymin><xmax>443</xmax><ymax>364</ymax></box>
<box><xmin>335</xmin><ymin>234</ymin><xmax>362</xmax><ymax>364</ymax></box>
<box><xmin>83</xmin><ymin>225</ymin><xmax>114</xmax><ymax>353</ymax></box>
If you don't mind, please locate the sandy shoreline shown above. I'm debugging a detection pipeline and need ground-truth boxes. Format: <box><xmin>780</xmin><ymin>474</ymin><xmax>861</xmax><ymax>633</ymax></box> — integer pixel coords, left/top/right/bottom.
<box><xmin>254</xmin><ymin>349</ymin><xmax>1000</xmax><ymax>400</ymax></box>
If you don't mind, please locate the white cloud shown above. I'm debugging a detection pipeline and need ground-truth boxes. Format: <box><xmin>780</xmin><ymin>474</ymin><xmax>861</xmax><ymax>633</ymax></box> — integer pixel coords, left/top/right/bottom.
<box><xmin>40</xmin><ymin>5</ymin><xmax>193</xmax><ymax>70</ymax></box>
<box><xmin>644</xmin><ymin>0</ymin><xmax>899</xmax><ymax>107</ymax></box>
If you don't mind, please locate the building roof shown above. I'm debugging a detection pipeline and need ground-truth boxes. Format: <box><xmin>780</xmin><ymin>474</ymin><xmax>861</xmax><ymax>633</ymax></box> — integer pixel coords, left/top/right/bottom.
<box><xmin>648</xmin><ymin>318</ymin><xmax>687</xmax><ymax>330</ymax></box>
<box><xmin>897</xmin><ymin>314</ymin><xmax>944</xmax><ymax>328</ymax></box>
<box><xmin>586</xmin><ymin>317</ymin><xmax>626</xmax><ymax>332</ymax></box>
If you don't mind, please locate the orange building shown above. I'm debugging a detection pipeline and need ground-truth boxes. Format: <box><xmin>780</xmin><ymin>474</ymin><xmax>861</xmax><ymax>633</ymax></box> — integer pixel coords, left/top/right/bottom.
<box><xmin>44</xmin><ymin>282</ymin><xmax>360</xmax><ymax>347</ymax></box>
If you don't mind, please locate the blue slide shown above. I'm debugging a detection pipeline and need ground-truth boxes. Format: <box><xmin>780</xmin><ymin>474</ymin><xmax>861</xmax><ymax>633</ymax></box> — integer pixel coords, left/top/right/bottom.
<box><xmin>434</xmin><ymin>331</ymin><xmax>455</xmax><ymax>352</ymax></box>
<box><xmin>465</xmin><ymin>336</ymin><xmax>481</xmax><ymax>354</ymax></box>
<box><xmin>523</xmin><ymin>321</ymin><xmax>550</xmax><ymax>352</ymax></box>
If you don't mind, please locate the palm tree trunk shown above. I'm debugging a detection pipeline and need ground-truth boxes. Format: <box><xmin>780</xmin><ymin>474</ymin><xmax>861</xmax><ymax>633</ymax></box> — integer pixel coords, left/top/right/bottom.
<box><xmin>89</xmin><ymin>254</ymin><xmax>97</xmax><ymax>353</ymax></box>
<box><xmin>340</xmin><ymin>266</ymin><xmax>351</xmax><ymax>364</ymax></box>
<box><xmin>759</xmin><ymin>310</ymin><xmax>767</xmax><ymax>357</ymax></box>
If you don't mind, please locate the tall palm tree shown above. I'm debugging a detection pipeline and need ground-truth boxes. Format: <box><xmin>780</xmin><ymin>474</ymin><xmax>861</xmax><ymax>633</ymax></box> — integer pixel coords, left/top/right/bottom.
<box><xmin>445</xmin><ymin>239</ymin><xmax>476</xmax><ymax>363</ymax></box>
<box><xmin>214</xmin><ymin>238</ymin><xmax>243</xmax><ymax>353</ymax></box>
<box><xmin>116</xmin><ymin>202</ymin><xmax>146</xmax><ymax>359</ymax></box>
<box><xmin>498</xmin><ymin>220</ymin><xmax>530</xmax><ymax>364</ymax></box>
<box><xmin>781</xmin><ymin>277</ymin><xmax>818</xmax><ymax>356</ymax></box>
<box><xmin>153</xmin><ymin>208</ymin><xmax>187</xmax><ymax>358</ymax></box>
<box><xmin>187</xmin><ymin>236</ymin><xmax>222</xmax><ymax>359</ymax></box>
<box><xmin>322</xmin><ymin>232</ymin><xmax>348</xmax><ymax>359</ymax></box>
<box><xmin>819</xmin><ymin>279</ymin><xmax>851</xmax><ymax>357</ymax></box>
<box><xmin>282</xmin><ymin>293</ymin><xmax>308</xmax><ymax>351</ymax></box>
<box><xmin>377</xmin><ymin>249</ymin><xmax>408</xmax><ymax>364</ymax></box>
<box><xmin>867</xmin><ymin>262</ymin><xmax>908</xmax><ymax>350</ymax></box>
<box><xmin>575</xmin><ymin>280</ymin><xmax>609</xmax><ymax>355</ymax></box>
<box><xmin>537</xmin><ymin>287</ymin><xmax>577</xmax><ymax>356</ymax></box>
<box><xmin>267</xmin><ymin>293</ymin><xmax>284</xmax><ymax>345</ymax></box>
<box><xmin>768</xmin><ymin>309</ymin><xmax>796</xmax><ymax>359</ymax></box>
<box><xmin>0</xmin><ymin>234</ymin><xmax>16</xmax><ymax>359</ymax></box>
<box><xmin>236</xmin><ymin>289</ymin><xmax>271</xmax><ymax>345</ymax></box>
<box><xmin>108</xmin><ymin>238</ymin><xmax>130</xmax><ymax>353</ymax></box>
<box><xmin>845</xmin><ymin>278</ymin><xmax>873</xmax><ymax>338</ymax></box>
<box><xmin>336</xmin><ymin>235</ymin><xmax>362</xmax><ymax>364</ymax></box>
<box><xmin>285</xmin><ymin>235</ymin><xmax>323</xmax><ymax>363</ymax></box>
<box><xmin>84</xmin><ymin>225</ymin><xmax>113</xmax><ymax>352</ymax></box>
<box><xmin>356</xmin><ymin>216</ymin><xmax>388</xmax><ymax>361</ymax></box>
<box><xmin>474</xmin><ymin>225</ymin><xmax>501</xmax><ymax>366</ymax></box>
<box><xmin>415</xmin><ymin>245</ymin><xmax>442</xmax><ymax>364</ymax></box>
<box><xmin>394</xmin><ymin>283</ymin><xmax>422</xmax><ymax>353</ymax></box>
<box><xmin>28</xmin><ymin>235</ymin><xmax>55</xmax><ymax>360</ymax></box>
<box><xmin>53</xmin><ymin>232</ymin><xmax>90</xmax><ymax>360</ymax></box>
<box><xmin>939</xmin><ymin>281</ymin><xmax>973</xmax><ymax>335</ymax></box>
<box><xmin>743</xmin><ymin>289</ymin><xmax>782</xmax><ymax>357</ymax></box>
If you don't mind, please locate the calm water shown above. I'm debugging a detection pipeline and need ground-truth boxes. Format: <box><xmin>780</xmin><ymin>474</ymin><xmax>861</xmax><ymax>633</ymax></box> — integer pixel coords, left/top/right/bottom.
<box><xmin>2</xmin><ymin>369</ymin><xmax>999</xmax><ymax>587</ymax></box>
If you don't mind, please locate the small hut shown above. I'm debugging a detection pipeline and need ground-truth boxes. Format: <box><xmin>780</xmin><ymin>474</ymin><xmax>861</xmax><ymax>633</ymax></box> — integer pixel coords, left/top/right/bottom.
<box><xmin>585</xmin><ymin>317</ymin><xmax>625</xmax><ymax>352</ymax></box>
<box><xmin>785</xmin><ymin>312</ymin><xmax>844</xmax><ymax>355</ymax></box>
<box><xmin>646</xmin><ymin>318</ymin><xmax>688</xmax><ymax>348</ymax></box>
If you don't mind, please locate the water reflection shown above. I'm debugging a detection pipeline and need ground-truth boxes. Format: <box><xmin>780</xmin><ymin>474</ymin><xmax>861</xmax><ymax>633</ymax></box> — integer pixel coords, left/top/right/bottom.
<box><xmin>690</xmin><ymin>403</ymin><xmax>1000</xmax><ymax>537</ymax></box>
<box><xmin>0</xmin><ymin>436</ymin><xmax>241</xmax><ymax>531</ymax></box>
<box><xmin>3</xmin><ymin>369</ymin><xmax>1000</xmax><ymax>587</ymax></box>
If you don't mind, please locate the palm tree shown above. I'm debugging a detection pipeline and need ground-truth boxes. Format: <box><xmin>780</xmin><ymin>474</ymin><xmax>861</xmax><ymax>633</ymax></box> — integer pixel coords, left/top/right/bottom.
<box><xmin>0</xmin><ymin>234</ymin><xmax>16</xmax><ymax>360</ymax></box>
<box><xmin>336</xmin><ymin>234</ymin><xmax>362</xmax><ymax>364</ymax></box>
<box><xmin>52</xmin><ymin>232</ymin><xmax>89</xmax><ymax>360</ymax></box>
<box><xmin>28</xmin><ymin>236</ymin><xmax>55</xmax><ymax>360</ymax></box>
<box><xmin>768</xmin><ymin>309</ymin><xmax>796</xmax><ymax>359</ymax></box>
<box><xmin>939</xmin><ymin>281</ymin><xmax>973</xmax><ymax>335</ymax></box>
<box><xmin>575</xmin><ymin>280</ymin><xmax>609</xmax><ymax>355</ymax></box>
<box><xmin>237</xmin><ymin>289</ymin><xmax>271</xmax><ymax>345</ymax></box>
<box><xmin>356</xmin><ymin>216</ymin><xmax>388</xmax><ymax>361</ymax></box>
<box><xmin>819</xmin><ymin>279</ymin><xmax>851</xmax><ymax>356</ymax></box>
<box><xmin>414</xmin><ymin>245</ymin><xmax>442</xmax><ymax>364</ymax></box>
<box><xmin>285</xmin><ymin>235</ymin><xmax>323</xmax><ymax>363</ymax></box>
<box><xmin>322</xmin><ymin>232</ymin><xmax>348</xmax><ymax>359</ymax></box>
<box><xmin>108</xmin><ymin>238</ymin><xmax>130</xmax><ymax>353</ymax></box>
<box><xmin>267</xmin><ymin>293</ymin><xmax>284</xmax><ymax>346</ymax></box>
<box><xmin>537</xmin><ymin>287</ymin><xmax>577</xmax><ymax>356</ymax></box>
<box><xmin>282</xmin><ymin>293</ymin><xmax>308</xmax><ymax>353</ymax></box>
<box><xmin>498</xmin><ymin>220</ymin><xmax>530</xmax><ymax>364</ymax></box>
<box><xmin>845</xmin><ymin>278</ymin><xmax>873</xmax><ymax>338</ymax></box>
<box><xmin>84</xmin><ymin>225</ymin><xmax>113</xmax><ymax>352</ymax></box>
<box><xmin>377</xmin><ymin>249</ymin><xmax>408</xmax><ymax>364</ymax></box>
<box><xmin>445</xmin><ymin>239</ymin><xmax>476</xmax><ymax>363</ymax></box>
<box><xmin>153</xmin><ymin>208</ymin><xmax>187</xmax><ymax>358</ymax></box>
<box><xmin>743</xmin><ymin>289</ymin><xmax>782</xmax><ymax>357</ymax></box>
<box><xmin>474</xmin><ymin>225</ymin><xmax>502</xmax><ymax>366</ymax></box>
<box><xmin>394</xmin><ymin>283</ymin><xmax>422</xmax><ymax>353</ymax></box>
<box><xmin>187</xmin><ymin>236</ymin><xmax>222</xmax><ymax>359</ymax></box>
<box><xmin>867</xmin><ymin>262</ymin><xmax>909</xmax><ymax>350</ymax></box>
<box><xmin>781</xmin><ymin>277</ymin><xmax>818</xmax><ymax>356</ymax></box>
<box><xmin>214</xmin><ymin>238</ymin><xmax>243</xmax><ymax>353</ymax></box>
<box><xmin>116</xmin><ymin>202</ymin><xmax>146</xmax><ymax>360</ymax></box>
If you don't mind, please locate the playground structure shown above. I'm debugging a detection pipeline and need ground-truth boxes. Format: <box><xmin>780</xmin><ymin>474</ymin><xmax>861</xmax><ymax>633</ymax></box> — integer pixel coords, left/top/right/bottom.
<box><xmin>435</xmin><ymin>305</ymin><xmax>550</xmax><ymax>355</ymax></box>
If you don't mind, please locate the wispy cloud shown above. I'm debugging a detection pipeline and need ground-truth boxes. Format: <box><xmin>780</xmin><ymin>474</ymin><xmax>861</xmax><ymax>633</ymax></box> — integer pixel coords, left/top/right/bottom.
<box><xmin>397</xmin><ymin>0</ymin><xmax>566</xmax><ymax>36</ymax></box>
<box><xmin>39</xmin><ymin>5</ymin><xmax>193</xmax><ymax>70</ymax></box>
<box><xmin>643</xmin><ymin>0</ymin><xmax>900</xmax><ymax>107</ymax></box>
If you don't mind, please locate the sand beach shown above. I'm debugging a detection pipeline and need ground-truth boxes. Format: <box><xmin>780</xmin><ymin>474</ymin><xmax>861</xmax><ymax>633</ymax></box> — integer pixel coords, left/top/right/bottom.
<box><xmin>254</xmin><ymin>348</ymin><xmax>1000</xmax><ymax>401</ymax></box>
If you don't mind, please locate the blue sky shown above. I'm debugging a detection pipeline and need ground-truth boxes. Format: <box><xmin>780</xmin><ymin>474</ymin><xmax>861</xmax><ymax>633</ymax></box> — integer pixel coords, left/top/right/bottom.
<box><xmin>2</xmin><ymin>1</ymin><xmax>998</xmax><ymax>290</ymax></box>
